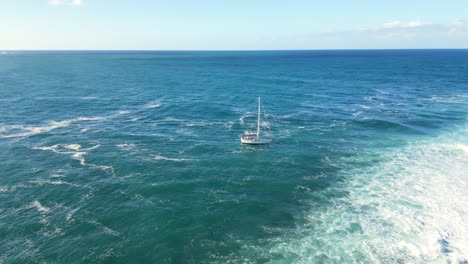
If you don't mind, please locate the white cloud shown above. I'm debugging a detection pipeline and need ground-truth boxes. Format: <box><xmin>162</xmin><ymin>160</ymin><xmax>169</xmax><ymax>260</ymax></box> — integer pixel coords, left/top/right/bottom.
<box><xmin>407</xmin><ymin>20</ymin><xmax>423</xmax><ymax>28</ymax></box>
<box><xmin>264</xmin><ymin>19</ymin><xmax>468</xmax><ymax>49</ymax></box>
<box><xmin>48</xmin><ymin>0</ymin><xmax>83</xmax><ymax>6</ymax></box>
<box><xmin>449</xmin><ymin>19</ymin><xmax>468</xmax><ymax>35</ymax></box>
<box><xmin>383</xmin><ymin>20</ymin><xmax>424</xmax><ymax>29</ymax></box>
<box><xmin>383</xmin><ymin>21</ymin><xmax>401</xmax><ymax>28</ymax></box>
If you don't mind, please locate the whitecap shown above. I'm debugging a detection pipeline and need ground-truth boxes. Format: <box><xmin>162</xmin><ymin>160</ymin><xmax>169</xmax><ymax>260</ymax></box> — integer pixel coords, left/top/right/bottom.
<box><xmin>164</xmin><ymin>117</ymin><xmax>184</xmax><ymax>122</ymax></box>
<box><xmin>145</xmin><ymin>102</ymin><xmax>161</xmax><ymax>109</ymax></box>
<box><xmin>116</xmin><ymin>143</ymin><xmax>136</xmax><ymax>150</ymax></box>
<box><xmin>359</xmin><ymin>104</ymin><xmax>371</xmax><ymax>109</ymax></box>
<box><xmin>453</xmin><ymin>144</ymin><xmax>468</xmax><ymax>153</ymax></box>
<box><xmin>64</xmin><ymin>144</ymin><xmax>81</xmax><ymax>151</ymax></box>
<box><xmin>154</xmin><ymin>155</ymin><xmax>192</xmax><ymax>162</ymax></box>
<box><xmin>31</xmin><ymin>201</ymin><xmax>49</xmax><ymax>213</ymax></box>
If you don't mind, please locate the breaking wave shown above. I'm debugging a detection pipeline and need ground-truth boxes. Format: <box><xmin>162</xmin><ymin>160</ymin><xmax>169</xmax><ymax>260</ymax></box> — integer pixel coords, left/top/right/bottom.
<box><xmin>258</xmin><ymin>125</ymin><xmax>468</xmax><ymax>263</ymax></box>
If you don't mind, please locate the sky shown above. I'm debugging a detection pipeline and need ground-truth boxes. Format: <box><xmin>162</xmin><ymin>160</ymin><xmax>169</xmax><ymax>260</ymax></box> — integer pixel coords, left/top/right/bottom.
<box><xmin>1</xmin><ymin>0</ymin><xmax>468</xmax><ymax>50</ymax></box>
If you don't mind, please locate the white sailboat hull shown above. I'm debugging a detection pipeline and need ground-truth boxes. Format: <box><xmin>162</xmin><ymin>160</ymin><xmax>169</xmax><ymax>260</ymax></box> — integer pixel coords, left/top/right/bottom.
<box><xmin>240</xmin><ymin>137</ymin><xmax>271</xmax><ymax>145</ymax></box>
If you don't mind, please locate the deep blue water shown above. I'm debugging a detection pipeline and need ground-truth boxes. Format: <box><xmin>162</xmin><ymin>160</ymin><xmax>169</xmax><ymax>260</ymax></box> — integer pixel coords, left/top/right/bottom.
<box><xmin>0</xmin><ymin>50</ymin><xmax>467</xmax><ymax>263</ymax></box>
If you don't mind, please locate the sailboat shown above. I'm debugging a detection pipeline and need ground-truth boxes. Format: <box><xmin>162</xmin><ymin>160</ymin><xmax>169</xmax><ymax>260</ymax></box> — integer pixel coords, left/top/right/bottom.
<box><xmin>240</xmin><ymin>97</ymin><xmax>272</xmax><ymax>145</ymax></box>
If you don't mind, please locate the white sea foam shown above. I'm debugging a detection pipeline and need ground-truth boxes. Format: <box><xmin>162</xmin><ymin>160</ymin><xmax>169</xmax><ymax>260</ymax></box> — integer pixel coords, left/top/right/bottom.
<box><xmin>66</xmin><ymin>207</ymin><xmax>80</xmax><ymax>221</ymax></box>
<box><xmin>359</xmin><ymin>104</ymin><xmax>372</xmax><ymax>109</ymax></box>
<box><xmin>259</xmin><ymin>126</ymin><xmax>468</xmax><ymax>263</ymax></box>
<box><xmin>178</xmin><ymin>144</ymin><xmax>201</xmax><ymax>154</ymax></box>
<box><xmin>33</xmin><ymin>144</ymin><xmax>113</xmax><ymax>173</ymax></box>
<box><xmin>239</xmin><ymin>112</ymin><xmax>254</xmax><ymax>126</ymax></box>
<box><xmin>31</xmin><ymin>201</ymin><xmax>49</xmax><ymax>213</ymax></box>
<box><xmin>145</xmin><ymin>102</ymin><xmax>161</xmax><ymax>109</ymax></box>
<box><xmin>184</xmin><ymin>122</ymin><xmax>208</xmax><ymax>127</ymax></box>
<box><xmin>164</xmin><ymin>117</ymin><xmax>184</xmax><ymax>122</ymax></box>
<box><xmin>89</xmin><ymin>220</ymin><xmax>120</xmax><ymax>237</ymax></box>
<box><xmin>224</xmin><ymin>121</ymin><xmax>234</xmax><ymax>129</ymax></box>
<box><xmin>453</xmin><ymin>143</ymin><xmax>468</xmax><ymax>153</ymax></box>
<box><xmin>422</xmin><ymin>94</ymin><xmax>468</xmax><ymax>104</ymax></box>
<box><xmin>29</xmin><ymin>179</ymin><xmax>82</xmax><ymax>188</ymax></box>
<box><xmin>64</xmin><ymin>144</ymin><xmax>81</xmax><ymax>151</ymax></box>
<box><xmin>154</xmin><ymin>155</ymin><xmax>192</xmax><ymax>162</ymax></box>
<box><xmin>0</xmin><ymin>116</ymin><xmax>104</xmax><ymax>138</ymax></box>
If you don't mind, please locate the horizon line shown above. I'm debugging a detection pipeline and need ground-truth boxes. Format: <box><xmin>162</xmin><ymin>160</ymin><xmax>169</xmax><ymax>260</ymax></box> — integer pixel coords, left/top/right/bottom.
<box><xmin>2</xmin><ymin>48</ymin><xmax>468</xmax><ymax>52</ymax></box>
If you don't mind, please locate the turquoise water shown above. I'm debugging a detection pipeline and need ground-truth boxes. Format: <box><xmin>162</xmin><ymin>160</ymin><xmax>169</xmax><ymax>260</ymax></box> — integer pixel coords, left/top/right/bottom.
<box><xmin>0</xmin><ymin>50</ymin><xmax>467</xmax><ymax>263</ymax></box>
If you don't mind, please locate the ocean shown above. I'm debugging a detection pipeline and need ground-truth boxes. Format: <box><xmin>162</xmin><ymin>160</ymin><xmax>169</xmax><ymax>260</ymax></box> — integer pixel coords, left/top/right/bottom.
<box><xmin>0</xmin><ymin>50</ymin><xmax>467</xmax><ymax>263</ymax></box>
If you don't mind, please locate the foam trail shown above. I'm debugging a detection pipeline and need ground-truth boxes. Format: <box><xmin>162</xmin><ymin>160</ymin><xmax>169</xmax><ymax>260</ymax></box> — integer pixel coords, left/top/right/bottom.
<box><xmin>154</xmin><ymin>155</ymin><xmax>192</xmax><ymax>162</ymax></box>
<box><xmin>29</xmin><ymin>179</ymin><xmax>82</xmax><ymax>188</ymax></box>
<box><xmin>0</xmin><ymin>116</ymin><xmax>104</xmax><ymax>138</ymax></box>
<box><xmin>33</xmin><ymin>144</ymin><xmax>113</xmax><ymax>173</ymax></box>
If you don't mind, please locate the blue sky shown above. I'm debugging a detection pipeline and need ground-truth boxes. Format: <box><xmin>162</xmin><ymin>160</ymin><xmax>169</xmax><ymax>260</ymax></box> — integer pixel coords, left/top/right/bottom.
<box><xmin>1</xmin><ymin>0</ymin><xmax>468</xmax><ymax>50</ymax></box>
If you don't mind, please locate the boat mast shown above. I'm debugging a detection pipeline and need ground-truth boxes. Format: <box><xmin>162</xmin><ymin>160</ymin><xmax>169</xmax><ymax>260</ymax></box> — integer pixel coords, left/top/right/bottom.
<box><xmin>257</xmin><ymin>97</ymin><xmax>261</xmax><ymax>137</ymax></box>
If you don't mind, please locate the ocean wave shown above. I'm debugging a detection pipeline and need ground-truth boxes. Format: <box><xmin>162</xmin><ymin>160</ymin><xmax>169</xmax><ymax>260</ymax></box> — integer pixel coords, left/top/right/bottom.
<box><xmin>116</xmin><ymin>143</ymin><xmax>136</xmax><ymax>150</ymax></box>
<box><xmin>89</xmin><ymin>220</ymin><xmax>120</xmax><ymax>237</ymax></box>
<box><xmin>117</xmin><ymin>110</ymin><xmax>130</xmax><ymax>115</ymax></box>
<box><xmin>261</xmin><ymin>126</ymin><xmax>468</xmax><ymax>263</ymax></box>
<box><xmin>0</xmin><ymin>116</ymin><xmax>104</xmax><ymax>138</ymax></box>
<box><xmin>163</xmin><ymin>117</ymin><xmax>185</xmax><ymax>122</ymax></box>
<box><xmin>358</xmin><ymin>104</ymin><xmax>372</xmax><ymax>109</ymax></box>
<box><xmin>31</xmin><ymin>201</ymin><xmax>50</xmax><ymax>213</ymax></box>
<box><xmin>154</xmin><ymin>155</ymin><xmax>192</xmax><ymax>162</ymax></box>
<box><xmin>421</xmin><ymin>94</ymin><xmax>468</xmax><ymax>104</ymax></box>
<box><xmin>178</xmin><ymin>144</ymin><xmax>201</xmax><ymax>154</ymax></box>
<box><xmin>29</xmin><ymin>179</ymin><xmax>82</xmax><ymax>188</ymax></box>
<box><xmin>183</xmin><ymin>121</ymin><xmax>224</xmax><ymax>127</ymax></box>
<box><xmin>33</xmin><ymin>144</ymin><xmax>113</xmax><ymax>173</ymax></box>
<box><xmin>354</xmin><ymin>119</ymin><xmax>413</xmax><ymax>131</ymax></box>
<box><xmin>66</xmin><ymin>207</ymin><xmax>80</xmax><ymax>221</ymax></box>
<box><xmin>145</xmin><ymin>102</ymin><xmax>161</xmax><ymax>109</ymax></box>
